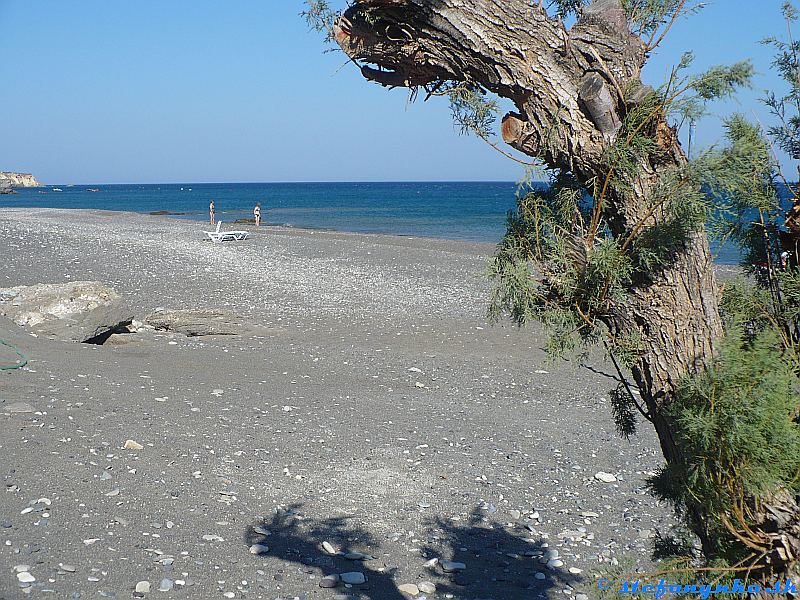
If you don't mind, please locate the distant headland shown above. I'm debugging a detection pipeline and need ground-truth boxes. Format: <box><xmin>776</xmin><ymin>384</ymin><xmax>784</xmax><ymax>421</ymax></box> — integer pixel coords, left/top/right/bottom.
<box><xmin>0</xmin><ymin>172</ymin><xmax>41</xmax><ymax>193</ymax></box>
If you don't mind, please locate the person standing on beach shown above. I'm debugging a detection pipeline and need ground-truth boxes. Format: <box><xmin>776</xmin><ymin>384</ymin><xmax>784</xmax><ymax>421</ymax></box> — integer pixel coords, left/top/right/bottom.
<box><xmin>209</xmin><ymin>199</ymin><xmax>215</xmax><ymax>225</ymax></box>
<box><xmin>254</xmin><ymin>202</ymin><xmax>261</xmax><ymax>227</ymax></box>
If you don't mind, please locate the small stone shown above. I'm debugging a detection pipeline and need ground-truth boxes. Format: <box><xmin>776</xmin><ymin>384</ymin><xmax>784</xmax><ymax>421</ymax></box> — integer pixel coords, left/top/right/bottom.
<box><xmin>249</xmin><ymin>544</ymin><xmax>269</xmax><ymax>555</ymax></box>
<box><xmin>124</xmin><ymin>440</ymin><xmax>144</xmax><ymax>450</ymax></box>
<box><xmin>158</xmin><ymin>578</ymin><xmax>173</xmax><ymax>592</ymax></box>
<box><xmin>535</xmin><ymin>572</ymin><xmax>546</xmax><ymax>580</ymax></box>
<box><xmin>423</xmin><ymin>558</ymin><xmax>439</xmax><ymax>568</ymax></box>
<box><xmin>418</xmin><ymin>582</ymin><xmax>436</xmax><ymax>594</ymax></box>
<box><xmin>342</xmin><ymin>551</ymin><xmax>368</xmax><ymax>560</ymax></box>
<box><xmin>398</xmin><ymin>583</ymin><xmax>420</xmax><ymax>596</ymax></box>
<box><xmin>104</xmin><ymin>488</ymin><xmax>121</xmax><ymax>497</ymax></box>
<box><xmin>319</xmin><ymin>575</ymin><xmax>340</xmax><ymax>588</ymax></box>
<box><xmin>568</xmin><ymin>567</ymin><xmax>583</xmax><ymax>574</ymax></box>
<box><xmin>509</xmin><ymin>509</ymin><xmax>521</xmax><ymax>520</ymax></box>
<box><xmin>340</xmin><ymin>572</ymin><xmax>366</xmax><ymax>585</ymax></box>
<box><xmin>252</xmin><ymin>525</ymin><xmax>270</xmax><ymax>536</ymax></box>
<box><xmin>13</xmin><ymin>565</ymin><xmax>31</xmax><ymax>573</ymax></box>
<box><xmin>547</xmin><ymin>559</ymin><xmax>565</xmax><ymax>568</ymax></box>
<box><xmin>441</xmin><ymin>560</ymin><xmax>466</xmax><ymax>572</ymax></box>
<box><xmin>17</xmin><ymin>572</ymin><xmax>36</xmax><ymax>583</ymax></box>
<box><xmin>576</xmin><ymin>594</ymin><xmax>589</xmax><ymax>600</ymax></box>
<box><xmin>60</xmin><ymin>564</ymin><xmax>76</xmax><ymax>573</ymax></box>
<box><xmin>135</xmin><ymin>581</ymin><xmax>150</xmax><ymax>593</ymax></box>
<box><xmin>594</xmin><ymin>471</ymin><xmax>617</xmax><ymax>483</ymax></box>
<box><xmin>202</xmin><ymin>534</ymin><xmax>224</xmax><ymax>542</ymax></box>
<box><xmin>322</xmin><ymin>541</ymin><xmax>337</xmax><ymax>555</ymax></box>
<box><xmin>223</xmin><ymin>593</ymin><xmax>235</xmax><ymax>599</ymax></box>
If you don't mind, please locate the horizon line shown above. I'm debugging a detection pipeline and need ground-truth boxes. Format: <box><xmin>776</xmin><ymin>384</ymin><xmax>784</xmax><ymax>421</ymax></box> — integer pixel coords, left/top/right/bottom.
<box><xmin>35</xmin><ymin>179</ymin><xmax>533</xmax><ymax>186</ymax></box>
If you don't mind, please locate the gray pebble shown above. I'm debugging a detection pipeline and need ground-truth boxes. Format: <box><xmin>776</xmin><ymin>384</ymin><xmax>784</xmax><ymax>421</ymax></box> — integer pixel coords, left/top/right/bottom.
<box><xmin>340</xmin><ymin>572</ymin><xmax>366</xmax><ymax>585</ymax></box>
<box><xmin>249</xmin><ymin>544</ymin><xmax>269</xmax><ymax>555</ymax></box>
<box><xmin>441</xmin><ymin>560</ymin><xmax>466</xmax><ymax>572</ymax></box>
<box><xmin>319</xmin><ymin>575</ymin><xmax>340</xmax><ymax>588</ymax></box>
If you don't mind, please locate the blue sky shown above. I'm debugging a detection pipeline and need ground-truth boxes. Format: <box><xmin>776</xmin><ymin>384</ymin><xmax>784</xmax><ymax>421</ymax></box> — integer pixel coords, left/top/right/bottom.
<box><xmin>0</xmin><ymin>1</ymin><xmax>794</xmax><ymax>184</ymax></box>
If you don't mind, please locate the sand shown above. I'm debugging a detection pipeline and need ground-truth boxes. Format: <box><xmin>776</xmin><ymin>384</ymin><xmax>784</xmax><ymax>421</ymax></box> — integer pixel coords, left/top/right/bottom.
<box><xmin>0</xmin><ymin>208</ymin><xmax>676</xmax><ymax>599</ymax></box>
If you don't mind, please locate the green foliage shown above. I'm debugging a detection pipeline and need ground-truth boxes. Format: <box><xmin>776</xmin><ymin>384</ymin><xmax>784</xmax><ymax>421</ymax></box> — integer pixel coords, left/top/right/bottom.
<box><xmin>703</xmin><ymin>115</ymin><xmax>782</xmax><ymax>271</ymax></box>
<box><xmin>599</xmin><ymin>87</ymin><xmax>712</xmax><ymax>275</ymax></box>
<box><xmin>548</xmin><ymin>0</ymin><xmax>585</xmax><ymax>19</ymax></box>
<box><xmin>549</xmin><ymin>0</ymin><xmax>706</xmax><ymax>43</ymax></box>
<box><xmin>690</xmin><ymin>63</ymin><xmax>754</xmax><ymax>102</ymax></box>
<box><xmin>447</xmin><ymin>85</ymin><xmax>500</xmax><ymax>139</ymax></box>
<box><xmin>718</xmin><ymin>277</ymin><xmax>773</xmax><ymax>334</ymax></box>
<box><xmin>667</xmin><ymin>56</ymin><xmax>754</xmax><ymax>130</ymax></box>
<box><xmin>488</xmin><ymin>175</ymin><xmax>636</xmax><ymax>359</ymax></box>
<box><xmin>780</xmin><ymin>267</ymin><xmax>800</xmax><ymax>324</ymax></box>
<box><xmin>623</xmin><ymin>0</ymin><xmax>705</xmax><ymax>38</ymax></box>
<box><xmin>301</xmin><ymin>1</ymin><xmax>343</xmax><ymax>45</ymax></box>
<box><xmin>762</xmin><ymin>2</ymin><xmax>800</xmax><ymax>160</ymax></box>
<box><xmin>649</xmin><ymin>326</ymin><xmax>800</xmax><ymax>559</ymax></box>
<box><xmin>610</xmin><ymin>383</ymin><xmax>639</xmax><ymax>438</ymax></box>
<box><xmin>602</xmin><ymin>86</ymin><xmax>664</xmax><ymax>193</ymax></box>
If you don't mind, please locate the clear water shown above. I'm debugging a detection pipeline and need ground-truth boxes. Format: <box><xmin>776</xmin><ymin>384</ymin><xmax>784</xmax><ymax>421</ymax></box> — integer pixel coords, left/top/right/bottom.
<box><xmin>2</xmin><ymin>181</ymin><xmax>792</xmax><ymax>265</ymax></box>
<box><xmin>1</xmin><ymin>181</ymin><xmax>517</xmax><ymax>244</ymax></box>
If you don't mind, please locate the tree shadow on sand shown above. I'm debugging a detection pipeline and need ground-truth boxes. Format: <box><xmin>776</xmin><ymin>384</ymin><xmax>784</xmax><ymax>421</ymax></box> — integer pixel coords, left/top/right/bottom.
<box><xmin>244</xmin><ymin>504</ymin><xmax>581</xmax><ymax>599</ymax></box>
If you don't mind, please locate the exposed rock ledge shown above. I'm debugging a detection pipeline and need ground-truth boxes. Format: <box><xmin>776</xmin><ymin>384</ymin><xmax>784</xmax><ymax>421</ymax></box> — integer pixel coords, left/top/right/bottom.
<box><xmin>0</xmin><ymin>172</ymin><xmax>42</xmax><ymax>188</ymax></box>
<box><xmin>0</xmin><ymin>282</ymin><xmax>133</xmax><ymax>343</ymax></box>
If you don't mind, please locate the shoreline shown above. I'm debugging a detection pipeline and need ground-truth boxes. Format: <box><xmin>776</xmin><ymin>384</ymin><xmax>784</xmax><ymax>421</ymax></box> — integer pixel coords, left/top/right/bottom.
<box><xmin>1</xmin><ymin>207</ymin><xmax>749</xmax><ymax>270</ymax></box>
<box><xmin>5</xmin><ymin>206</ymin><xmax>499</xmax><ymax>256</ymax></box>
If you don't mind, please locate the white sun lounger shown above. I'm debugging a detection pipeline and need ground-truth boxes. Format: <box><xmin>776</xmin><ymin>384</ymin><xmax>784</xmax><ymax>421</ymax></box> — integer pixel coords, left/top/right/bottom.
<box><xmin>204</xmin><ymin>221</ymin><xmax>250</xmax><ymax>243</ymax></box>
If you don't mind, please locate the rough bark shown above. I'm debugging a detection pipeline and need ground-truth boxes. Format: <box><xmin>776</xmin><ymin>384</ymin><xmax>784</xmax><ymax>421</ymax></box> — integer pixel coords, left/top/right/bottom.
<box><xmin>332</xmin><ymin>0</ymin><xmax>800</xmax><ymax>584</ymax></box>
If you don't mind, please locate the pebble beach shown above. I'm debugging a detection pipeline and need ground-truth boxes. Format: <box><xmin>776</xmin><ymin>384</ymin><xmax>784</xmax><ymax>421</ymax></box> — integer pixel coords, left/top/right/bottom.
<box><xmin>0</xmin><ymin>208</ymin><xmax>678</xmax><ymax>600</ymax></box>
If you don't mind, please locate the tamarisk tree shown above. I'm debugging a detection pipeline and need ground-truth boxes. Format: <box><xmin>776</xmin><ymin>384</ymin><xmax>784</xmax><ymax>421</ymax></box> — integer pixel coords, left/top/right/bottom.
<box><xmin>305</xmin><ymin>0</ymin><xmax>800</xmax><ymax>584</ymax></box>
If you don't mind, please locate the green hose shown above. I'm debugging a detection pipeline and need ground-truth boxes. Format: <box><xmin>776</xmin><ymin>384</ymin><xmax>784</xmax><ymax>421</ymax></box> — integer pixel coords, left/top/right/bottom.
<box><xmin>0</xmin><ymin>339</ymin><xmax>28</xmax><ymax>370</ymax></box>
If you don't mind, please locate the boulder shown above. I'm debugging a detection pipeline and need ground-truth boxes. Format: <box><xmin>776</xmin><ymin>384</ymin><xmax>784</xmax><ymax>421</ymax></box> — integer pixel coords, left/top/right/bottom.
<box><xmin>0</xmin><ymin>282</ymin><xmax>133</xmax><ymax>343</ymax></box>
<box><xmin>145</xmin><ymin>309</ymin><xmax>250</xmax><ymax>337</ymax></box>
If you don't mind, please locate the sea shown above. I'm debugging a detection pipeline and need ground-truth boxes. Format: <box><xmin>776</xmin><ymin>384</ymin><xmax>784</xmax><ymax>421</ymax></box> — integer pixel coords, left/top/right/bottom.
<box><xmin>1</xmin><ymin>180</ymin><xmax>786</xmax><ymax>265</ymax></box>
